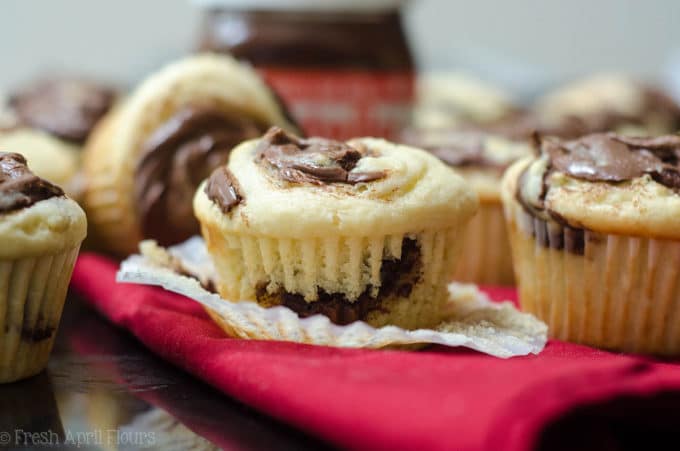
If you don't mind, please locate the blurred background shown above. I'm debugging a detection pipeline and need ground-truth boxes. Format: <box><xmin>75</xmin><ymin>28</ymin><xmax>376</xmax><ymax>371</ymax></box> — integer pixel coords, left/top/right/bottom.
<box><xmin>3</xmin><ymin>0</ymin><xmax>680</xmax><ymax>99</ymax></box>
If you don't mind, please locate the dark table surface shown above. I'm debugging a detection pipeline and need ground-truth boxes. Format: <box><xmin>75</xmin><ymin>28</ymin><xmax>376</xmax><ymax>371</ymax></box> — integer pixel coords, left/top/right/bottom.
<box><xmin>0</xmin><ymin>293</ymin><xmax>332</xmax><ymax>451</ymax></box>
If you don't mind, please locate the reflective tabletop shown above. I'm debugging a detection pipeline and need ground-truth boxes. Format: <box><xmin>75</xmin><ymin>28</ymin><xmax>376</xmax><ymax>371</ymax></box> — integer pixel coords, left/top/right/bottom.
<box><xmin>0</xmin><ymin>293</ymin><xmax>332</xmax><ymax>450</ymax></box>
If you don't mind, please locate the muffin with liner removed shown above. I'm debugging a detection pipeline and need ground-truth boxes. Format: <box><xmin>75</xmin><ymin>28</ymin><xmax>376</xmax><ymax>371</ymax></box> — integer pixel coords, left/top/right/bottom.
<box><xmin>0</xmin><ymin>152</ymin><xmax>86</xmax><ymax>382</ymax></box>
<box><xmin>502</xmin><ymin>133</ymin><xmax>680</xmax><ymax>355</ymax></box>
<box><xmin>194</xmin><ymin>127</ymin><xmax>478</xmax><ymax>329</ymax></box>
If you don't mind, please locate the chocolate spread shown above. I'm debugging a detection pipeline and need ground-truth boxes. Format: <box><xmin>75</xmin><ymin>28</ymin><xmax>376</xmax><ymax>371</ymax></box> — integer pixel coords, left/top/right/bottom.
<box><xmin>205</xmin><ymin>166</ymin><xmax>243</xmax><ymax>215</ymax></box>
<box><xmin>0</xmin><ymin>152</ymin><xmax>63</xmax><ymax>213</ymax></box>
<box><xmin>134</xmin><ymin>105</ymin><xmax>267</xmax><ymax>246</ymax></box>
<box><xmin>255</xmin><ymin>127</ymin><xmax>385</xmax><ymax>185</ymax></box>
<box><xmin>9</xmin><ymin>78</ymin><xmax>115</xmax><ymax>144</ymax></box>
<box><xmin>543</xmin><ymin>133</ymin><xmax>680</xmax><ymax>189</ymax></box>
<box><xmin>256</xmin><ymin>238</ymin><xmax>422</xmax><ymax>325</ymax></box>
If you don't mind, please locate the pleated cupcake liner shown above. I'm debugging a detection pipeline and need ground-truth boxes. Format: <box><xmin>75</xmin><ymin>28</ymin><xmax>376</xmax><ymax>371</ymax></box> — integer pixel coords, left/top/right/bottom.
<box><xmin>116</xmin><ymin>237</ymin><xmax>547</xmax><ymax>358</ymax></box>
<box><xmin>200</xmin><ymin>225</ymin><xmax>465</xmax><ymax>330</ymax></box>
<box><xmin>453</xmin><ymin>201</ymin><xmax>515</xmax><ymax>286</ymax></box>
<box><xmin>0</xmin><ymin>246</ymin><xmax>80</xmax><ymax>382</ymax></box>
<box><xmin>506</xmin><ymin>198</ymin><xmax>680</xmax><ymax>355</ymax></box>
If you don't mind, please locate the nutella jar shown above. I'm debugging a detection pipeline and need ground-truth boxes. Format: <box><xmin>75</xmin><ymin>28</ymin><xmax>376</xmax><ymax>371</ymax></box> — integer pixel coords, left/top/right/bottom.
<box><xmin>197</xmin><ymin>0</ymin><xmax>415</xmax><ymax>139</ymax></box>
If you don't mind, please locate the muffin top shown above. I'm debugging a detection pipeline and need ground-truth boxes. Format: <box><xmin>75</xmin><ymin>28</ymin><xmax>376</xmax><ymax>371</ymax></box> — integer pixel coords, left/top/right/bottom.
<box><xmin>535</xmin><ymin>74</ymin><xmax>680</xmax><ymax>136</ymax></box>
<box><xmin>0</xmin><ymin>152</ymin><xmax>86</xmax><ymax>257</ymax></box>
<box><xmin>401</xmin><ymin>118</ymin><xmax>536</xmax><ymax>201</ymax></box>
<box><xmin>414</xmin><ymin>72</ymin><xmax>519</xmax><ymax>129</ymax></box>
<box><xmin>9</xmin><ymin>77</ymin><xmax>116</xmax><ymax>144</ymax></box>
<box><xmin>196</xmin><ymin>127</ymin><xmax>478</xmax><ymax>237</ymax></box>
<box><xmin>512</xmin><ymin>133</ymin><xmax>680</xmax><ymax>239</ymax></box>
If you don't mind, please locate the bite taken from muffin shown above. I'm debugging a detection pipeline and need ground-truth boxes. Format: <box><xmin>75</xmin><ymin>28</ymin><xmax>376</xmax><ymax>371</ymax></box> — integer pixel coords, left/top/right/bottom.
<box><xmin>0</xmin><ymin>152</ymin><xmax>86</xmax><ymax>382</ymax></box>
<box><xmin>194</xmin><ymin>127</ymin><xmax>478</xmax><ymax>330</ymax></box>
<box><xmin>502</xmin><ymin>132</ymin><xmax>680</xmax><ymax>355</ymax></box>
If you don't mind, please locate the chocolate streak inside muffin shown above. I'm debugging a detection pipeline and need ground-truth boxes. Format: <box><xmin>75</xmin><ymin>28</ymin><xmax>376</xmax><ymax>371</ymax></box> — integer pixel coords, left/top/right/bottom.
<box><xmin>255</xmin><ymin>126</ymin><xmax>386</xmax><ymax>184</ymax></box>
<box><xmin>9</xmin><ymin>78</ymin><xmax>115</xmax><ymax>144</ymax></box>
<box><xmin>134</xmin><ymin>105</ymin><xmax>268</xmax><ymax>246</ymax></box>
<box><xmin>516</xmin><ymin>133</ymin><xmax>680</xmax><ymax>255</ymax></box>
<box><xmin>256</xmin><ymin>238</ymin><xmax>422</xmax><ymax>325</ymax></box>
<box><xmin>0</xmin><ymin>152</ymin><xmax>64</xmax><ymax>213</ymax></box>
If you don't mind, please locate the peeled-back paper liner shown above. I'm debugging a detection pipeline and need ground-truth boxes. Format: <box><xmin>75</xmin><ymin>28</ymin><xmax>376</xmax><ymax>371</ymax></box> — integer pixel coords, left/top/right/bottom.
<box><xmin>116</xmin><ymin>237</ymin><xmax>547</xmax><ymax>358</ymax></box>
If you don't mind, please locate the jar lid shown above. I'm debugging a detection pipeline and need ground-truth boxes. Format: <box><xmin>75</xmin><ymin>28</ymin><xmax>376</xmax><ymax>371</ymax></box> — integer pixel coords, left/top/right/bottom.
<box><xmin>192</xmin><ymin>0</ymin><xmax>406</xmax><ymax>12</ymax></box>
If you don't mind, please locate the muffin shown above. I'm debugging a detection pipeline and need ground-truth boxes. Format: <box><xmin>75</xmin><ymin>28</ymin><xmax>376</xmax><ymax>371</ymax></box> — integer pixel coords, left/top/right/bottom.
<box><xmin>401</xmin><ymin>117</ymin><xmax>536</xmax><ymax>285</ymax></box>
<box><xmin>534</xmin><ymin>74</ymin><xmax>680</xmax><ymax>136</ymax></box>
<box><xmin>194</xmin><ymin>127</ymin><xmax>478</xmax><ymax>329</ymax></box>
<box><xmin>0</xmin><ymin>152</ymin><xmax>86</xmax><ymax>382</ymax></box>
<box><xmin>502</xmin><ymin>133</ymin><xmax>680</xmax><ymax>355</ymax></box>
<box><xmin>414</xmin><ymin>72</ymin><xmax>519</xmax><ymax>130</ymax></box>
<box><xmin>0</xmin><ymin>77</ymin><xmax>116</xmax><ymax>199</ymax></box>
<box><xmin>82</xmin><ymin>53</ymin><xmax>299</xmax><ymax>256</ymax></box>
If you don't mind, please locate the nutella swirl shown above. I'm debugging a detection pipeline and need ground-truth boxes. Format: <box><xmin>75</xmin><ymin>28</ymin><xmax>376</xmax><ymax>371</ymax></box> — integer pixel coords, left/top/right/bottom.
<box><xmin>10</xmin><ymin>78</ymin><xmax>115</xmax><ymax>144</ymax></box>
<box><xmin>205</xmin><ymin>167</ymin><xmax>243</xmax><ymax>215</ymax></box>
<box><xmin>0</xmin><ymin>152</ymin><xmax>63</xmax><ymax>213</ymax></box>
<box><xmin>542</xmin><ymin>133</ymin><xmax>680</xmax><ymax>189</ymax></box>
<box><xmin>255</xmin><ymin>127</ymin><xmax>386</xmax><ymax>184</ymax></box>
<box><xmin>134</xmin><ymin>105</ymin><xmax>267</xmax><ymax>245</ymax></box>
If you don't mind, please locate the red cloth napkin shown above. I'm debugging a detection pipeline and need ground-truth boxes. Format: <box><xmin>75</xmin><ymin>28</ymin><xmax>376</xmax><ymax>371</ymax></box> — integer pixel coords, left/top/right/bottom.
<box><xmin>71</xmin><ymin>253</ymin><xmax>680</xmax><ymax>451</ymax></box>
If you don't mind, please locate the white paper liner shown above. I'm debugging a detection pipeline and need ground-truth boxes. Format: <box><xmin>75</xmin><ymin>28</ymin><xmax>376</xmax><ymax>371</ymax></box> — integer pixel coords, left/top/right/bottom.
<box><xmin>117</xmin><ymin>237</ymin><xmax>547</xmax><ymax>358</ymax></box>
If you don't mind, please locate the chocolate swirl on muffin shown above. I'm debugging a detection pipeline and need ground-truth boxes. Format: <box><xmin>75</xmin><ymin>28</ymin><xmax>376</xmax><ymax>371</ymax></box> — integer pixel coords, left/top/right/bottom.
<box><xmin>399</xmin><ymin>114</ymin><xmax>554</xmax><ymax>171</ymax></box>
<box><xmin>0</xmin><ymin>152</ymin><xmax>64</xmax><ymax>213</ymax></box>
<box><xmin>205</xmin><ymin>167</ymin><xmax>243</xmax><ymax>215</ymax></box>
<box><xmin>562</xmin><ymin>86</ymin><xmax>680</xmax><ymax>135</ymax></box>
<box><xmin>254</xmin><ymin>127</ymin><xmax>386</xmax><ymax>184</ymax></box>
<box><xmin>194</xmin><ymin>127</ymin><xmax>478</xmax><ymax>329</ymax></box>
<box><xmin>9</xmin><ymin>78</ymin><xmax>115</xmax><ymax>144</ymax></box>
<box><xmin>536</xmin><ymin>75</ymin><xmax>680</xmax><ymax>137</ymax></box>
<box><xmin>134</xmin><ymin>105</ymin><xmax>268</xmax><ymax>245</ymax></box>
<box><xmin>545</xmin><ymin>134</ymin><xmax>680</xmax><ymax>188</ymax></box>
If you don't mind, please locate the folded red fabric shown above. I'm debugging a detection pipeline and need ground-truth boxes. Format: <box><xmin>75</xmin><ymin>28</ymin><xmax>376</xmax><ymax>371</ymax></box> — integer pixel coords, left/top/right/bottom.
<box><xmin>71</xmin><ymin>253</ymin><xmax>680</xmax><ymax>451</ymax></box>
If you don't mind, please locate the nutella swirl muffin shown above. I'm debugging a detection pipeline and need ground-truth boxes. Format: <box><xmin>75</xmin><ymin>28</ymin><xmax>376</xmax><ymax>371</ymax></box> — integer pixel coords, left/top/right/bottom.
<box><xmin>535</xmin><ymin>74</ymin><xmax>680</xmax><ymax>137</ymax></box>
<box><xmin>194</xmin><ymin>127</ymin><xmax>478</xmax><ymax>329</ymax></box>
<box><xmin>414</xmin><ymin>72</ymin><xmax>519</xmax><ymax>130</ymax></box>
<box><xmin>502</xmin><ymin>133</ymin><xmax>680</xmax><ymax>355</ymax></box>
<box><xmin>0</xmin><ymin>78</ymin><xmax>116</xmax><ymax>198</ymax></box>
<box><xmin>82</xmin><ymin>53</ymin><xmax>298</xmax><ymax>255</ymax></box>
<box><xmin>402</xmin><ymin>119</ymin><xmax>534</xmax><ymax>285</ymax></box>
<box><xmin>0</xmin><ymin>152</ymin><xmax>86</xmax><ymax>382</ymax></box>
